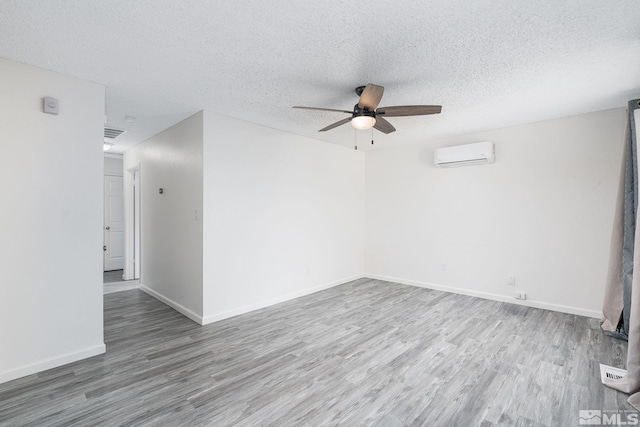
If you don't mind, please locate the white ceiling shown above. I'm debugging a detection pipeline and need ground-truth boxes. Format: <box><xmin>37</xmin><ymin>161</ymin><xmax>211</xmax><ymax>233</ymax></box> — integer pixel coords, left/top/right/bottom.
<box><xmin>1</xmin><ymin>1</ymin><xmax>639</xmax><ymax>152</ymax></box>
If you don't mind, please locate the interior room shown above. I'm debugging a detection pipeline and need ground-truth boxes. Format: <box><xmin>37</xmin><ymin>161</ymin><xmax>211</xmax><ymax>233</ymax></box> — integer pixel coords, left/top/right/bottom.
<box><xmin>0</xmin><ymin>1</ymin><xmax>639</xmax><ymax>425</ymax></box>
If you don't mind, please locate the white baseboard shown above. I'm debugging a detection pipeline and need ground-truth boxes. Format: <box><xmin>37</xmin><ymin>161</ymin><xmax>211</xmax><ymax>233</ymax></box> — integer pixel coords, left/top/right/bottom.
<box><xmin>366</xmin><ymin>274</ymin><xmax>602</xmax><ymax>319</ymax></box>
<box><xmin>0</xmin><ymin>343</ymin><xmax>106</xmax><ymax>385</ymax></box>
<box><xmin>139</xmin><ymin>284</ymin><xmax>204</xmax><ymax>325</ymax></box>
<box><xmin>103</xmin><ymin>279</ymin><xmax>139</xmax><ymax>295</ymax></box>
<box><xmin>202</xmin><ymin>274</ymin><xmax>365</xmax><ymax>325</ymax></box>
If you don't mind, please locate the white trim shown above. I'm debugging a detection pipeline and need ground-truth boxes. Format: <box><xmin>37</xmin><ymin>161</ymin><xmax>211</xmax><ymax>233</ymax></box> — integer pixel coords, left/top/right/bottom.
<box><xmin>104</xmin><ymin>279</ymin><xmax>139</xmax><ymax>295</ymax></box>
<box><xmin>104</xmin><ymin>152</ymin><xmax>123</xmax><ymax>159</ymax></box>
<box><xmin>0</xmin><ymin>344</ymin><xmax>106</xmax><ymax>385</ymax></box>
<box><xmin>123</xmin><ymin>165</ymin><xmax>140</xmax><ymax>281</ymax></box>
<box><xmin>201</xmin><ymin>274</ymin><xmax>364</xmax><ymax>325</ymax></box>
<box><xmin>139</xmin><ymin>284</ymin><xmax>204</xmax><ymax>325</ymax></box>
<box><xmin>366</xmin><ymin>274</ymin><xmax>602</xmax><ymax>319</ymax></box>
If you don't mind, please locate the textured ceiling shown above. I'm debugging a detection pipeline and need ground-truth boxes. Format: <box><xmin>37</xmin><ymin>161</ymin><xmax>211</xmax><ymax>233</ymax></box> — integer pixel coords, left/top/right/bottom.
<box><xmin>1</xmin><ymin>1</ymin><xmax>639</xmax><ymax>152</ymax></box>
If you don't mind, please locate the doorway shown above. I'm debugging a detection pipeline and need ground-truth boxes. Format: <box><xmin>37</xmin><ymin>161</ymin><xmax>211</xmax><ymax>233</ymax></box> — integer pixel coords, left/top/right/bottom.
<box><xmin>103</xmin><ymin>155</ymin><xmax>139</xmax><ymax>294</ymax></box>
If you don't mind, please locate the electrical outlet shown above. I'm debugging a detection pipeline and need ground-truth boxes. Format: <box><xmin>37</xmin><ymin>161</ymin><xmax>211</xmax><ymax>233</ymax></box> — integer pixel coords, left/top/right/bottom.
<box><xmin>513</xmin><ymin>291</ymin><xmax>527</xmax><ymax>300</ymax></box>
<box><xmin>508</xmin><ymin>276</ymin><xmax>516</xmax><ymax>286</ymax></box>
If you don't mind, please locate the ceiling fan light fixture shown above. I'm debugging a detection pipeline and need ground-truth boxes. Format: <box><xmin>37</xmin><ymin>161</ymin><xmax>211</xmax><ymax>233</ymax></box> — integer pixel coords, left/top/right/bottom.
<box><xmin>294</xmin><ymin>83</ymin><xmax>441</xmax><ymax>134</ymax></box>
<box><xmin>351</xmin><ymin>115</ymin><xmax>376</xmax><ymax>130</ymax></box>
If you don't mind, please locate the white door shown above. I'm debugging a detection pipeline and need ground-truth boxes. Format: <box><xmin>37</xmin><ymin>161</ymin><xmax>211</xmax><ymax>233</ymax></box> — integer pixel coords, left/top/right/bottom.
<box><xmin>104</xmin><ymin>175</ymin><xmax>125</xmax><ymax>271</ymax></box>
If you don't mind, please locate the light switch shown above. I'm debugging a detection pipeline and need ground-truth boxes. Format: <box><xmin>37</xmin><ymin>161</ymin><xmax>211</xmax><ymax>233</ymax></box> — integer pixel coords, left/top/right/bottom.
<box><xmin>43</xmin><ymin>97</ymin><xmax>59</xmax><ymax>115</ymax></box>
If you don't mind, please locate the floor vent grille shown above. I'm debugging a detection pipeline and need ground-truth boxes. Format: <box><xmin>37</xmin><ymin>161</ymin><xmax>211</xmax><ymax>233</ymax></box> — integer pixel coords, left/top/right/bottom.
<box><xmin>599</xmin><ymin>363</ymin><xmax>626</xmax><ymax>383</ymax></box>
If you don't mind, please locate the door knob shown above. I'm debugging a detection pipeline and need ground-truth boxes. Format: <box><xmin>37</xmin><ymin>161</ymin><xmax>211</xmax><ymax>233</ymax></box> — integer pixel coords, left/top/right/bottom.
<box><xmin>106</xmin><ymin>226</ymin><xmax>110</xmax><ymax>230</ymax></box>
<box><xmin>103</xmin><ymin>246</ymin><xmax>107</xmax><ymax>252</ymax></box>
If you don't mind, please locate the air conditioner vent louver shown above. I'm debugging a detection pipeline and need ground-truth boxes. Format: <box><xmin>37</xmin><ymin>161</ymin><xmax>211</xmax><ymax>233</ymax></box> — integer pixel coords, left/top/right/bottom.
<box><xmin>434</xmin><ymin>141</ymin><xmax>495</xmax><ymax>168</ymax></box>
<box><xmin>104</xmin><ymin>127</ymin><xmax>126</xmax><ymax>139</ymax></box>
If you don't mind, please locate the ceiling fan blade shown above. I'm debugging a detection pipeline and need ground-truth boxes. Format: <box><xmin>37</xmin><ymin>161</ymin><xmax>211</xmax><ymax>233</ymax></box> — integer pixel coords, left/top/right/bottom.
<box><xmin>376</xmin><ymin>105</ymin><xmax>442</xmax><ymax>117</ymax></box>
<box><xmin>358</xmin><ymin>84</ymin><xmax>385</xmax><ymax>111</ymax></box>
<box><xmin>373</xmin><ymin>117</ymin><xmax>396</xmax><ymax>134</ymax></box>
<box><xmin>319</xmin><ymin>117</ymin><xmax>352</xmax><ymax>132</ymax></box>
<box><xmin>293</xmin><ymin>106</ymin><xmax>353</xmax><ymax>114</ymax></box>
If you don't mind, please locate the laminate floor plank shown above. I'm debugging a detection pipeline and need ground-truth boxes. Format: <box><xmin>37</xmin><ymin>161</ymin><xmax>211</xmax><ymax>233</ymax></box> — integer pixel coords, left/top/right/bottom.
<box><xmin>0</xmin><ymin>278</ymin><xmax>634</xmax><ymax>426</ymax></box>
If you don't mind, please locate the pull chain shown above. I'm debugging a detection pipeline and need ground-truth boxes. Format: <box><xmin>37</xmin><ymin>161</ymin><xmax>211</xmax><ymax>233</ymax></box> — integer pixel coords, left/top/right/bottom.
<box><xmin>354</xmin><ymin>127</ymin><xmax>358</xmax><ymax>150</ymax></box>
<box><xmin>371</xmin><ymin>126</ymin><xmax>374</xmax><ymax>145</ymax></box>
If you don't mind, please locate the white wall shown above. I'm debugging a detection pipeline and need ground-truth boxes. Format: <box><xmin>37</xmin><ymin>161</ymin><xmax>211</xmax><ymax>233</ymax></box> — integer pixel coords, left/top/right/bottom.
<box><xmin>0</xmin><ymin>58</ymin><xmax>105</xmax><ymax>383</ymax></box>
<box><xmin>366</xmin><ymin>108</ymin><xmax>627</xmax><ymax>317</ymax></box>
<box><xmin>104</xmin><ymin>155</ymin><xmax>123</xmax><ymax>176</ymax></box>
<box><xmin>202</xmin><ymin>112</ymin><xmax>365</xmax><ymax>323</ymax></box>
<box><xmin>124</xmin><ymin>112</ymin><xmax>204</xmax><ymax>321</ymax></box>
<box><xmin>637</xmin><ymin>109</ymin><xmax>640</xmax><ymax>151</ymax></box>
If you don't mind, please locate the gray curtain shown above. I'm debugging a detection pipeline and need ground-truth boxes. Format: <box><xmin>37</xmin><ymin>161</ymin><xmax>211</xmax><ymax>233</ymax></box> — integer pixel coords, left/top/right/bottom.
<box><xmin>602</xmin><ymin>99</ymin><xmax>640</xmax><ymax>408</ymax></box>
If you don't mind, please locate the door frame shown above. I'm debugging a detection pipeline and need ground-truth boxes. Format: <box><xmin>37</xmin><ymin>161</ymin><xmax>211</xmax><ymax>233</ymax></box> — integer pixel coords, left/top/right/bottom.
<box><xmin>123</xmin><ymin>165</ymin><xmax>141</xmax><ymax>281</ymax></box>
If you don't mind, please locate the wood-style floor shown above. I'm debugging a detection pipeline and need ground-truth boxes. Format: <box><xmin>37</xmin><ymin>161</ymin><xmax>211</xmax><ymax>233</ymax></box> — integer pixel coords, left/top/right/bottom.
<box><xmin>103</xmin><ymin>269</ymin><xmax>125</xmax><ymax>283</ymax></box>
<box><xmin>103</xmin><ymin>269</ymin><xmax>138</xmax><ymax>294</ymax></box>
<box><xmin>0</xmin><ymin>278</ymin><xmax>633</xmax><ymax>426</ymax></box>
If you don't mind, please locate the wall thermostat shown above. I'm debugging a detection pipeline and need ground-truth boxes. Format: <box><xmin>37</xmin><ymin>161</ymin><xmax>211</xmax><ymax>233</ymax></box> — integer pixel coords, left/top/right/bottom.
<box><xmin>43</xmin><ymin>97</ymin><xmax>59</xmax><ymax>115</ymax></box>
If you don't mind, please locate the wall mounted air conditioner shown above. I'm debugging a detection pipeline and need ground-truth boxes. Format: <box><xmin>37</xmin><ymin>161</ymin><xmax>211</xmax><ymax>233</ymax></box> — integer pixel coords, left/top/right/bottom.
<box><xmin>434</xmin><ymin>141</ymin><xmax>495</xmax><ymax>168</ymax></box>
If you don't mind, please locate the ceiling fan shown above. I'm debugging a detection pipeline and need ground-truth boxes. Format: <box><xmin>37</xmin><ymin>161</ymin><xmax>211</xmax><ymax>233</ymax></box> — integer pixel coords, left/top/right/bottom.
<box><xmin>293</xmin><ymin>83</ymin><xmax>441</xmax><ymax>134</ymax></box>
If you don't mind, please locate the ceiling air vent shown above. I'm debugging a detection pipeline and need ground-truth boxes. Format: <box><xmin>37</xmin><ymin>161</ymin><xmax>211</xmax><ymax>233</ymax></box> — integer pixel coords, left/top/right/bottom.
<box><xmin>104</xmin><ymin>127</ymin><xmax>126</xmax><ymax>139</ymax></box>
